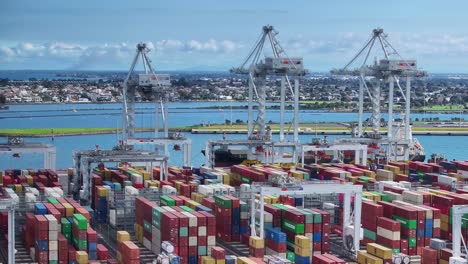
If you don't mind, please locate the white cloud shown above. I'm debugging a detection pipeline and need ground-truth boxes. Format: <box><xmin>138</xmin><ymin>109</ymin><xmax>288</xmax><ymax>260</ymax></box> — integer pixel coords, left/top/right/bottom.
<box><xmin>0</xmin><ymin>39</ymin><xmax>243</xmax><ymax>69</ymax></box>
<box><xmin>1</xmin><ymin>33</ymin><xmax>468</xmax><ymax>71</ymax></box>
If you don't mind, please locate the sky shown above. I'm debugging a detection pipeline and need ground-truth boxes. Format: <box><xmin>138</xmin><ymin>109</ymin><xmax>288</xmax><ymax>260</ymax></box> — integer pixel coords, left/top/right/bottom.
<box><xmin>1</xmin><ymin>0</ymin><xmax>468</xmax><ymax>73</ymax></box>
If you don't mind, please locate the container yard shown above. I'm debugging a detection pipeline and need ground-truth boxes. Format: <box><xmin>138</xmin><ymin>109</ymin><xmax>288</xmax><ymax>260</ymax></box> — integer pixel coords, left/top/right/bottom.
<box><xmin>1</xmin><ymin>20</ymin><xmax>467</xmax><ymax>264</ymax></box>
<box><xmin>0</xmin><ymin>160</ymin><xmax>467</xmax><ymax>264</ymax></box>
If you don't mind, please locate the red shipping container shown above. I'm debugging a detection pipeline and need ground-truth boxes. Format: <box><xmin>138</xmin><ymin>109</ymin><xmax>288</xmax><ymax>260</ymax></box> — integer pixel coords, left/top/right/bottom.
<box><xmin>179</xmin><ymin>236</ymin><xmax>188</xmax><ymax>247</ymax></box>
<box><xmin>198</xmin><ymin>235</ymin><xmax>207</xmax><ymax>246</ymax></box>
<box><xmin>161</xmin><ymin>212</ymin><xmax>179</xmax><ymax>228</ymax></box>
<box><xmin>189</xmin><ymin>226</ymin><xmax>197</xmax><ymax>236</ymax></box>
<box><xmin>401</xmin><ymin>239</ymin><xmax>408</xmax><ymax>254</ymax></box>
<box><xmin>377</xmin><ymin>235</ymin><xmax>400</xmax><ymax>249</ymax></box>
<box><xmin>35</xmin><ymin>215</ymin><xmax>48</xmax><ymax>231</ymax></box>
<box><xmin>216</xmin><ymin>207</ymin><xmax>232</xmax><ymax>217</ymax></box>
<box><xmin>249</xmin><ymin>247</ymin><xmax>264</xmax><ymax>258</ymax></box>
<box><xmin>188</xmin><ymin>246</ymin><xmax>197</xmax><ymax>256</ymax></box>
<box><xmin>224</xmin><ymin>195</ymin><xmax>240</xmax><ymax>208</ymax></box>
<box><xmin>190</xmin><ymin>211</ymin><xmax>206</xmax><ymax>226</ymax></box>
<box><xmin>409</xmin><ymin>246</ymin><xmax>417</xmax><ymax>256</ymax></box>
<box><xmin>313</xmin><ymin>242</ymin><xmax>322</xmax><ymax>251</ymax></box>
<box><xmin>68</xmin><ymin>247</ymin><xmax>76</xmax><ymax>261</ymax></box>
<box><xmin>312</xmin><ymin>254</ymin><xmax>335</xmax><ymax>264</ymax></box>
<box><xmin>172</xmin><ymin>212</ymin><xmax>189</xmax><ymax>227</ymax></box>
<box><xmin>377</xmin><ymin>217</ymin><xmax>400</xmax><ymax>231</ymax></box>
<box><xmin>199</xmin><ymin>211</ymin><xmax>216</xmax><ymax>226</ymax></box>
<box><xmin>314</xmin><ymin>223</ymin><xmax>322</xmax><ymax>232</ymax></box>
<box><xmin>120</xmin><ymin>241</ymin><xmax>140</xmax><ymax>260</ymax></box>
<box><xmin>323</xmin><ymin>253</ymin><xmax>346</xmax><ymax>264</ymax></box>
<box><xmin>97</xmin><ymin>244</ymin><xmax>108</xmax><ymax>260</ymax></box>
<box><xmin>87</xmin><ymin>227</ymin><xmax>97</xmax><ymax>242</ymax></box>
<box><xmin>421</xmin><ymin>247</ymin><xmax>437</xmax><ymax>264</ymax></box>
<box><xmin>211</xmin><ymin>246</ymin><xmax>226</xmax><ymax>260</ymax></box>
<box><xmin>35</xmin><ymin>248</ymin><xmax>48</xmax><ymax>263</ymax></box>
<box><xmin>207</xmin><ymin>225</ymin><xmax>216</xmax><ymax>236</ymax></box>
<box><xmin>439</xmin><ymin>248</ymin><xmax>453</xmax><ymax>261</ymax></box>
<box><xmin>179</xmin><ymin>246</ymin><xmax>188</xmax><ymax>256</ymax></box>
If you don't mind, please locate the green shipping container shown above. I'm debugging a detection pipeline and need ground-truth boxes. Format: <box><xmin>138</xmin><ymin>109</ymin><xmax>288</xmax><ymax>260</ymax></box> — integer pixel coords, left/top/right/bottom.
<box><xmin>180</xmin><ymin>227</ymin><xmax>188</xmax><ymax>237</ymax></box>
<box><xmin>72</xmin><ymin>214</ymin><xmax>88</xmax><ymax>230</ymax></box>
<box><xmin>152</xmin><ymin>207</ymin><xmax>166</xmax><ymax>228</ymax></box>
<box><xmin>180</xmin><ymin>205</ymin><xmax>194</xmax><ymax>212</ymax></box>
<box><xmin>61</xmin><ymin>218</ymin><xmax>71</xmax><ymax>233</ymax></box>
<box><xmin>408</xmin><ymin>237</ymin><xmax>417</xmax><ymax>247</ymax></box>
<box><xmin>143</xmin><ymin>220</ymin><xmax>151</xmax><ymax>232</ymax></box>
<box><xmin>47</xmin><ymin>198</ymin><xmax>59</xmax><ymax>204</ymax></box>
<box><xmin>302</xmin><ymin>209</ymin><xmax>322</xmax><ymax>223</ymax></box>
<box><xmin>392</xmin><ymin>215</ymin><xmax>417</xmax><ymax>229</ymax></box>
<box><xmin>73</xmin><ymin>237</ymin><xmax>88</xmax><ymax>250</ymax></box>
<box><xmin>197</xmin><ymin>246</ymin><xmax>207</xmax><ymax>256</ymax></box>
<box><xmin>241</xmin><ymin>176</ymin><xmax>250</xmax><ymax>183</ymax></box>
<box><xmin>282</xmin><ymin>219</ymin><xmax>305</xmax><ymax>234</ymax></box>
<box><xmin>214</xmin><ymin>195</ymin><xmax>232</xmax><ymax>208</ymax></box>
<box><xmin>160</xmin><ymin>195</ymin><xmax>176</xmax><ymax>206</ymax></box>
<box><xmin>363</xmin><ymin>228</ymin><xmax>377</xmax><ymax>241</ymax></box>
<box><xmin>63</xmin><ymin>232</ymin><xmax>72</xmax><ymax>242</ymax></box>
<box><xmin>392</xmin><ymin>248</ymin><xmax>401</xmax><ymax>254</ymax></box>
<box><xmin>287</xmin><ymin>251</ymin><xmax>295</xmax><ymax>262</ymax></box>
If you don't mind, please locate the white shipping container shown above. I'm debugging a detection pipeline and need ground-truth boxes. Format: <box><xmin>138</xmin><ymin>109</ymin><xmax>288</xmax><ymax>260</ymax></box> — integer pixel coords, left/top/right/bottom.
<box><xmin>437</xmin><ymin>175</ymin><xmax>456</xmax><ymax>186</ymax></box>
<box><xmin>45</xmin><ymin>214</ymin><xmax>59</xmax><ymax>231</ymax></box>
<box><xmin>49</xmin><ymin>231</ymin><xmax>58</xmax><ymax>240</ymax></box>
<box><xmin>49</xmin><ymin>240</ymin><xmax>58</xmax><ymax>251</ymax></box>
<box><xmin>198</xmin><ymin>185</ymin><xmax>214</xmax><ymax>196</ymax></box>
<box><xmin>161</xmin><ymin>185</ymin><xmax>177</xmax><ymax>195</ymax></box>
<box><xmin>181</xmin><ymin>211</ymin><xmax>197</xmax><ymax>226</ymax></box>
<box><xmin>377</xmin><ymin>226</ymin><xmax>400</xmax><ymax>241</ymax></box>
<box><xmin>207</xmin><ymin>236</ymin><xmax>216</xmax><ymax>246</ymax></box>
<box><xmin>188</xmin><ymin>236</ymin><xmax>197</xmax><ymax>246</ymax></box>
<box><xmin>198</xmin><ymin>226</ymin><xmax>207</xmax><ymax>236</ymax></box>
<box><xmin>143</xmin><ymin>237</ymin><xmax>152</xmax><ymax>250</ymax></box>
<box><xmin>49</xmin><ymin>250</ymin><xmax>58</xmax><ymax>261</ymax></box>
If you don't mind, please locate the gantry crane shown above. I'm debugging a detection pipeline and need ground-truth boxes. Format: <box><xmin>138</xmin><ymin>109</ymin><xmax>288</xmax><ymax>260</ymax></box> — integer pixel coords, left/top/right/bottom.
<box><xmin>331</xmin><ymin>28</ymin><xmax>427</xmax><ymax>162</ymax></box>
<box><xmin>205</xmin><ymin>25</ymin><xmax>308</xmax><ymax>167</ymax></box>
<box><xmin>121</xmin><ymin>43</ymin><xmax>191</xmax><ymax>166</ymax></box>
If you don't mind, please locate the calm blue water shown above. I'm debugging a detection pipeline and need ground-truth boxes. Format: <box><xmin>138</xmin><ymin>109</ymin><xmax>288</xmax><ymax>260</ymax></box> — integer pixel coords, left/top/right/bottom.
<box><xmin>0</xmin><ymin>102</ymin><xmax>466</xmax><ymax>169</ymax></box>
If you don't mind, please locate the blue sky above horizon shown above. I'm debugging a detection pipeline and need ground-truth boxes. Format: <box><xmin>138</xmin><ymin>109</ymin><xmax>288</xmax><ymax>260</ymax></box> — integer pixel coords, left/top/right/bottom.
<box><xmin>1</xmin><ymin>0</ymin><xmax>468</xmax><ymax>73</ymax></box>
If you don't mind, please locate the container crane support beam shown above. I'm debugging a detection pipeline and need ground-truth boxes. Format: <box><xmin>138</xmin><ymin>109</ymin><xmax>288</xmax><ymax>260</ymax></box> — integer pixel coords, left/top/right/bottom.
<box><xmin>250</xmin><ymin>183</ymin><xmax>363</xmax><ymax>258</ymax></box>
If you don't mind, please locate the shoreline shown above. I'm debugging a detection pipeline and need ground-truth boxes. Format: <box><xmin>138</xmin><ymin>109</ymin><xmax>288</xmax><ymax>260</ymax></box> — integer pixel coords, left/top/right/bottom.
<box><xmin>1</xmin><ymin>127</ymin><xmax>467</xmax><ymax>137</ymax></box>
<box><xmin>1</xmin><ymin>102</ymin><xmax>465</xmax><ymax>114</ymax></box>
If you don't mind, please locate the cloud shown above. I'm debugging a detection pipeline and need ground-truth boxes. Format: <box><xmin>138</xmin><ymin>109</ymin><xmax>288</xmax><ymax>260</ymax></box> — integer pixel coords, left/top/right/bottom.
<box><xmin>0</xmin><ymin>39</ymin><xmax>243</xmax><ymax>70</ymax></box>
<box><xmin>153</xmin><ymin>38</ymin><xmax>242</xmax><ymax>53</ymax></box>
<box><xmin>1</xmin><ymin>33</ymin><xmax>468</xmax><ymax>71</ymax></box>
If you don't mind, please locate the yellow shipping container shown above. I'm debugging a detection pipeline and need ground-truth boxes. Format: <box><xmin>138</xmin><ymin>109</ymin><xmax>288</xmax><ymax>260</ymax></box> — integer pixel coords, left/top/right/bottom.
<box><xmin>441</xmin><ymin>214</ymin><xmax>449</xmax><ymax>224</ymax></box>
<box><xmin>294</xmin><ymin>235</ymin><xmax>310</xmax><ymax>249</ymax></box>
<box><xmin>142</xmin><ymin>172</ymin><xmax>150</xmax><ymax>180</ymax></box>
<box><xmin>367</xmin><ymin>243</ymin><xmax>392</xmax><ymax>260</ymax></box>
<box><xmin>237</xmin><ymin>257</ymin><xmax>257</xmax><ymax>264</ymax></box>
<box><xmin>186</xmin><ymin>200</ymin><xmax>201</xmax><ymax>210</ymax></box>
<box><xmin>357</xmin><ymin>251</ymin><xmax>383</xmax><ymax>264</ymax></box>
<box><xmin>104</xmin><ymin>170</ymin><xmax>112</xmax><ymax>181</ymax></box>
<box><xmin>76</xmin><ymin>251</ymin><xmax>88</xmax><ymax>264</ymax></box>
<box><xmin>116</xmin><ymin>251</ymin><xmax>122</xmax><ymax>263</ymax></box>
<box><xmin>117</xmin><ymin>231</ymin><xmax>130</xmax><ymax>243</ymax></box>
<box><xmin>67</xmin><ymin>168</ymin><xmax>74</xmax><ymax>177</ymax></box>
<box><xmin>216</xmin><ymin>260</ymin><xmax>226</xmax><ymax>264</ymax></box>
<box><xmin>249</xmin><ymin>236</ymin><xmax>264</xmax><ymax>249</ymax></box>
<box><xmin>201</xmin><ymin>256</ymin><xmax>215</xmax><ymax>264</ymax></box>
<box><xmin>270</xmin><ymin>196</ymin><xmax>279</xmax><ymax>204</ymax></box>
<box><xmin>97</xmin><ymin>187</ymin><xmax>108</xmax><ymax>197</ymax></box>
<box><xmin>223</xmin><ymin>174</ymin><xmax>230</xmax><ymax>185</ymax></box>
<box><xmin>441</xmin><ymin>221</ymin><xmax>449</xmax><ymax>231</ymax></box>
<box><xmin>191</xmin><ymin>192</ymin><xmax>204</xmax><ymax>203</ymax></box>
<box><xmin>62</xmin><ymin>203</ymin><xmax>74</xmax><ymax>217</ymax></box>
<box><xmin>26</xmin><ymin>175</ymin><xmax>33</xmax><ymax>185</ymax></box>
<box><xmin>15</xmin><ymin>184</ymin><xmax>23</xmax><ymax>192</ymax></box>
<box><xmin>294</xmin><ymin>245</ymin><xmax>311</xmax><ymax>257</ymax></box>
<box><xmin>439</xmin><ymin>260</ymin><xmax>449</xmax><ymax>264</ymax></box>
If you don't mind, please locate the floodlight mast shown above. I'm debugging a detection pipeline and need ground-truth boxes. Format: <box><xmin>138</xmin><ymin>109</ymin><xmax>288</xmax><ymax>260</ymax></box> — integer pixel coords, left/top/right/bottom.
<box><xmin>231</xmin><ymin>25</ymin><xmax>308</xmax><ymax>143</ymax></box>
<box><xmin>331</xmin><ymin>28</ymin><xmax>427</xmax><ymax>161</ymax></box>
